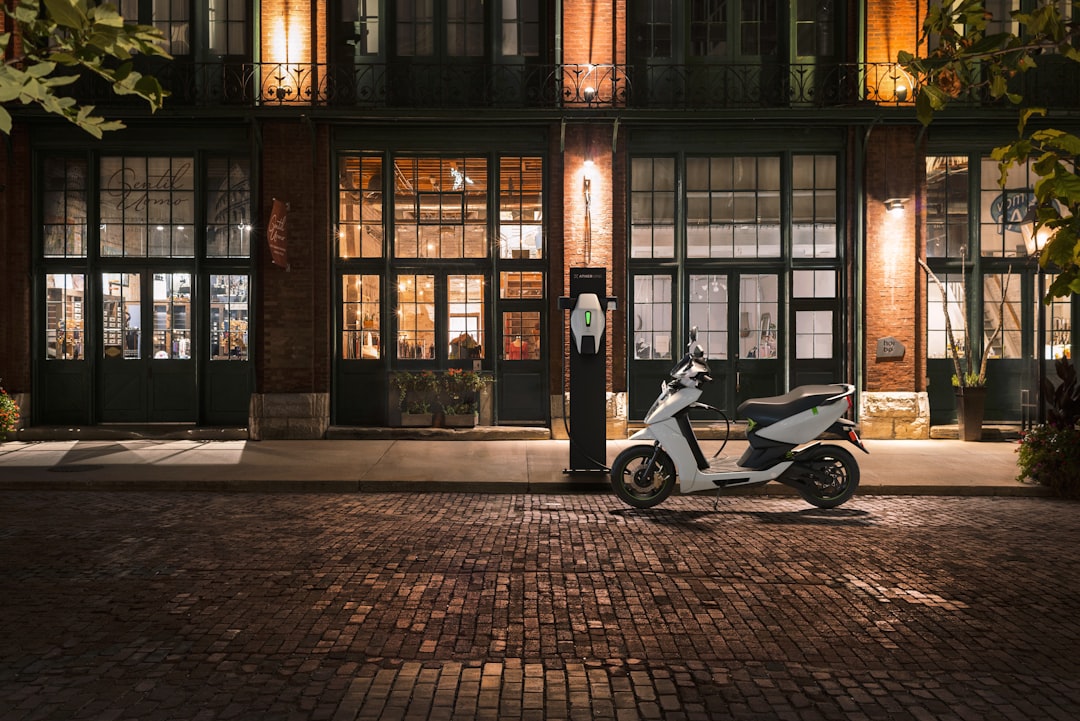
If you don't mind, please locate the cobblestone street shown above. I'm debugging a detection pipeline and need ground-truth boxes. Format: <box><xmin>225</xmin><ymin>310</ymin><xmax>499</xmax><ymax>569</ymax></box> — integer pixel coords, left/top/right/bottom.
<box><xmin>2</xmin><ymin>492</ymin><xmax>1078</xmax><ymax>720</ymax></box>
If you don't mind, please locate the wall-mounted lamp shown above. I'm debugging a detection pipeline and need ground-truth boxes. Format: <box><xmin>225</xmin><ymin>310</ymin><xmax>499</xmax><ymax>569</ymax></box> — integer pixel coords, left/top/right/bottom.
<box><xmin>1021</xmin><ymin>207</ymin><xmax>1053</xmax><ymax>256</ymax></box>
<box><xmin>895</xmin><ymin>84</ymin><xmax>908</xmax><ymax>102</ymax></box>
<box><xmin>884</xmin><ymin>198</ymin><xmax>906</xmax><ymax>214</ymax></box>
<box><xmin>583</xmin><ymin>86</ymin><xmax>596</xmax><ymax>103</ymax></box>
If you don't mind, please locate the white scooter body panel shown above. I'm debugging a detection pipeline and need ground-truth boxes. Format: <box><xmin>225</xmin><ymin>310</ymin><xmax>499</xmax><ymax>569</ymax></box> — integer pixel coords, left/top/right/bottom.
<box><xmin>642</xmin><ymin>385</ymin><xmax>701</xmax><ymax>425</ymax></box>
<box><xmin>753</xmin><ymin>396</ymin><xmax>849</xmax><ymax>444</ymax></box>
<box><xmin>628</xmin><ymin>421</ymin><xmax>795</xmax><ymax>496</ymax></box>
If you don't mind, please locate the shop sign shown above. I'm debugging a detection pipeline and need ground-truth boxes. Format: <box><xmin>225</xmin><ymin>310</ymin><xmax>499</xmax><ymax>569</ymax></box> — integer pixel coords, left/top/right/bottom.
<box><xmin>268</xmin><ymin>198</ymin><xmax>289</xmax><ymax>269</ymax></box>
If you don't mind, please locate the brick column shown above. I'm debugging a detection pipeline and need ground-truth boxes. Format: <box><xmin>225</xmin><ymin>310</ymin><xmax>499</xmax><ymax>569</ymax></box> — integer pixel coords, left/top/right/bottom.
<box><xmin>0</xmin><ymin>124</ymin><xmax>33</xmax><ymax>422</ymax></box>
<box><xmin>250</xmin><ymin>119</ymin><xmax>332</xmax><ymax>439</ymax></box>
<box><xmin>861</xmin><ymin>125</ymin><xmax>929</xmax><ymax>439</ymax></box>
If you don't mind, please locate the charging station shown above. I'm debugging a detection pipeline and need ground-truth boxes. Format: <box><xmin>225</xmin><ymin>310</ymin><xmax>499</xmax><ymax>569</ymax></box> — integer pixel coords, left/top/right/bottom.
<box><xmin>558</xmin><ymin>268</ymin><xmax>617</xmax><ymax>473</ymax></box>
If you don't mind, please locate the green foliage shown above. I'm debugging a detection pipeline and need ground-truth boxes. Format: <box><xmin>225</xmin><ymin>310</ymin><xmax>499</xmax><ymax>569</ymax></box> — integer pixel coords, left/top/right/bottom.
<box><xmin>390</xmin><ymin>370</ymin><xmax>491</xmax><ymax>414</ymax></box>
<box><xmin>1017</xmin><ymin>425</ymin><xmax>1080</xmax><ymax>498</ymax></box>
<box><xmin>1</xmin><ymin>0</ymin><xmax>170</xmax><ymax>137</ymax></box>
<box><xmin>390</xmin><ymin>370</ymin><xmax>438</xmax><ymax>410</ymax></box>
<box><xmin>951</xmin><ymin>372</ymin><xmax>986</xmax><ymax>389</ymax></box>
<box><xmin>1043</xmin><ymin>356</ymin><xmax>1080</xmax><ymax>430</ymax></box>
<box><xmin>900</xmin><ymin>1</ymin><xmax>1080</xmax><ymax>299</ymax></box>
<box><xmin>1016</xmin><ymin>358</ymin><xmax>1080</xmax><ymax>498</ymax></box>
<box><xmin>0</xmin><ymin>380</ymin><xmax>20</xmax><ymax>440</ymax></box>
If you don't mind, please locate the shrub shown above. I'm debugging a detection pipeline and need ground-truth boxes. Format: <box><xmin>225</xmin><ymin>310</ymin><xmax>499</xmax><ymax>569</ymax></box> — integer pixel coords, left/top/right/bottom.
<box><xmin>1016</xmin><ymin>425</ymin><xmax>1080</xmax><ymax>499</ymax></box>
<box><xmin>0</xmin><ymin>381</ymin><xmax>20</xmax><ymax>441</ymax></box>
<box><xmin>1016</xmin><ymin>357</ymin><xmax>1080</xmax><ymax>498</ymax></box>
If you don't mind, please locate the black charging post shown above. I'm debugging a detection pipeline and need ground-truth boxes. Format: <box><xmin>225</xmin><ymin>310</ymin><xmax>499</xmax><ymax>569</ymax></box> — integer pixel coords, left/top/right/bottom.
<box><xmin>558</xmin><ymin>268</ymin><xmax>617</xmax><ymax>473</ymax></box>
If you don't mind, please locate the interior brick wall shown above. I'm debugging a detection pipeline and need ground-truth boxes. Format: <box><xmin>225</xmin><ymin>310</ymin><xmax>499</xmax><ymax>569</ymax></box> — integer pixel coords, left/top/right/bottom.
<box><xmin>865</xmin><ymin>0</ymin><xmax>926</xmax><ymax>63</ymax></box>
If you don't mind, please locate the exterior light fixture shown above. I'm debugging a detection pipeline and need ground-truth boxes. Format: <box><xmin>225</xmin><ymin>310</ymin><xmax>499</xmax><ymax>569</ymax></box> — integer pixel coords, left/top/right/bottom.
<box><xmin>1021</xmin><ymin>206</ymin><xmax>1053</xmax><ymax>257</ymax></box>
<box><xmin>583</xmin><ymin>86</ymin><xmax>596</xmax><ymax>103</ymax></box>
<box><xmin>895</xmin><ymin>84</ymin><xmax>908</xmax><ymax>102</ymax></box>
<box><xmin>884</xmin><ymin>198</ymin><xmax>905</xmax><ymax>213</ymax></box>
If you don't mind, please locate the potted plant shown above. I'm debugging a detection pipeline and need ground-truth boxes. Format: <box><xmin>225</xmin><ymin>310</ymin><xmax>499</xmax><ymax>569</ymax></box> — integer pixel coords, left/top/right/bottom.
<box><xmin>438</xmin><ymin>369</ymin><xmax>490</xmax><ymax>427</ymax></box>
<box><xmin>0</xmin><ymin>379</ymin><xmax>20</xmax><ymax>442</ymax></box>
<box><xmin>1017</xmin><ymin>356</ymin><xmax>1080</xmax><ymax>499</ymax></box>
<box><xmin>918</xmin><ymin>255</ymin><xmax>1011</xmax><ymax>441</ymax></box>
<box><xmin>390</xmin><ymin>370</ymin><xmax>437</xmax><ymax>426</ymax></box>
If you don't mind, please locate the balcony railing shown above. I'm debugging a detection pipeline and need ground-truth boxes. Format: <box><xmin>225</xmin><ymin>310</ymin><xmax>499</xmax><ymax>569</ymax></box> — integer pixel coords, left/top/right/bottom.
<box><xmin>66</xmin><ymin>60</ymin><xmax>1080</xmax><ymax>112</ymax></box>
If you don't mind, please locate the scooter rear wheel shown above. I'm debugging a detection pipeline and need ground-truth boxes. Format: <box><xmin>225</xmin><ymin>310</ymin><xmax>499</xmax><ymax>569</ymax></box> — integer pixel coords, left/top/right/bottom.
<box><xmin>610</xmin><ymin>445</ymin><xmax>677</xmax><ymax>508</ymax></box>
<box><xmin>791</xmin><ymin>444</ymin><xmax>860</xmax><ymax>509</ymax></box>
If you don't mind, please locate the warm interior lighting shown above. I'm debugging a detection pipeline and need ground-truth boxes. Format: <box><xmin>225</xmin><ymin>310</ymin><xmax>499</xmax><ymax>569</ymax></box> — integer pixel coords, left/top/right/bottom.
<box><xmin>884</xmin><ymin>198</ymin><xmax>906</xmax><ymax>214</ymax></box>
<box><xmin>1021</xmin><ymin>207</ymin><xmax>1054</xmax><ymax>256</ymax></box>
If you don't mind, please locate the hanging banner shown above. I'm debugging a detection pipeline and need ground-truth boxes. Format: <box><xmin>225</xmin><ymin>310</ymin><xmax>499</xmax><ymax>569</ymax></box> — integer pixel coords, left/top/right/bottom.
<box><xmin>267</xmin><ymin>198</ymin><xmax>289</xmax><ymax>269</ymax></box>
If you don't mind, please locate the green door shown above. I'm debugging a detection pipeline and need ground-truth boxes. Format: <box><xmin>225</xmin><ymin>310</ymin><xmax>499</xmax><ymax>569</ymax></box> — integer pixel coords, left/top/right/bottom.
<box><xmin>99</xmin><ymin>270</ymin><xmax>197</xmax><ymax>422</ymax></box>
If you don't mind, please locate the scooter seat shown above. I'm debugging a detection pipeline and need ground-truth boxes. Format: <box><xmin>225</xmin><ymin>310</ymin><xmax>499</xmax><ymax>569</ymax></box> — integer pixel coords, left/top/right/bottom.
<box><xmin>737</xmin><ymin>384</ymin><xmax>848</xmax><ymax>426</ymax></box>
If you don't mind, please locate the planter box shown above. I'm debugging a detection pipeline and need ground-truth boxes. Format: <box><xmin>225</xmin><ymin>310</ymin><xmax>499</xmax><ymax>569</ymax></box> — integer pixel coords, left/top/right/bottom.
<box><xmin>400</xmin><ymin>413</ymin><xmax>434</xmax><ymax>427</ymax></box>
<box><xmin>444</xmin><ymin>413</ymin><xmax>477</xmax><ymax>428</ymax></box>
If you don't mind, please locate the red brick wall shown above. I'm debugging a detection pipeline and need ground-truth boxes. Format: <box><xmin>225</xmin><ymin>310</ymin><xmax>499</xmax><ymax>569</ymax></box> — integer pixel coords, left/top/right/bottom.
<box><xmin>0</xmin><ymin>124</ymin><xmax>33</xmax><ymax>395</ymax></box>
<box><xmin>864</xmin><ymin>126</ymin><xmax>920</xmax><ymax>392</ymax></box>
<box><xmin>256</xmin><ymin>120</ymin><xmax>331</xmax><ymax>394</ymax></box>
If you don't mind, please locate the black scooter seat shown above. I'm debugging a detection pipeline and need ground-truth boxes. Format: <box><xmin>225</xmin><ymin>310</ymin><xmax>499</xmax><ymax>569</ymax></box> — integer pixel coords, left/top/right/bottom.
<box><xmin>737</xmin><ymin>384</ymin><xmax>848</xmax><ymax>426</ymax></box>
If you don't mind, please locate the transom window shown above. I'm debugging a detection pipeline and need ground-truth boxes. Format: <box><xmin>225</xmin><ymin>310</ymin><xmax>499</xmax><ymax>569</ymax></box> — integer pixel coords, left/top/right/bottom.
<box><xmin>42</xmin><ymin>157</ymin><xmax>88</xmax><ymax>258</ymax></box>
<box><xmin>100</xmin><ymin>157</ymin><xmax>196</xmax><ymax>258</ymax></box>
<box><xmin>394</xmin><ymin>157</ymin><xmax>488</xmax><ymax>259</ymax></box>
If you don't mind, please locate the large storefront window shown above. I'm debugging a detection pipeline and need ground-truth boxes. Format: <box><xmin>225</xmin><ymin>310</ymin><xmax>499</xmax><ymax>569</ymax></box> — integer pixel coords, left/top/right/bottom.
<box><xmin>924</xmin><ymin>151</ymin><xmax>1076</xmax><ymax>424</ymax></box>
<box><xmin>37</xmin><ymin>150</ymin><xmax>253</xmax><ymax>426</ymax></box>
<box><xmin>334</xmin><ymin>151</ymin><xmax>546</xmax><ymax>425</ymax></box>
<box><xmin>629</xmin><ymin>152</ymin><xmax>843</xmax><ymax>419</ymax></box>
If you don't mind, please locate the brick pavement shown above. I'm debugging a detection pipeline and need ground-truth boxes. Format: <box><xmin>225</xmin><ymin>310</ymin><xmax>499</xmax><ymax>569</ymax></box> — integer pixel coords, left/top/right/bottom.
<box><xmin>1</xmin><ymin>492</ymin><xmax>1078</xmax><ymax>720</ymax></box>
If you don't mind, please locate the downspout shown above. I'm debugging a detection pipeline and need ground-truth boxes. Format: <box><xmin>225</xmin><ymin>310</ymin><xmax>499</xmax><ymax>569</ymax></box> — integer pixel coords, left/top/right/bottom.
<box><xmin>555</xmin><ymin>0</ymin><xmax>562</xmax><ymax>66</ymax></box>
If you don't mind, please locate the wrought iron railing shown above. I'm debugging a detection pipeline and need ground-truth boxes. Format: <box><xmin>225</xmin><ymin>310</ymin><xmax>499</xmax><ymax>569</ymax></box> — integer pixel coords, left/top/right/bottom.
<box><xmin>66</xmin><ymin>60</ymin><xmax>1080</xmax><ymax>112</ymax></box>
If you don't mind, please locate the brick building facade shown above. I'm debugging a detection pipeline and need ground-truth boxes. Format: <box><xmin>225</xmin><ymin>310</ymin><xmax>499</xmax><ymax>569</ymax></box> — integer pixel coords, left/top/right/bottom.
<box><xmin>2</xmin><ymin>1</ymin><xmax>1076</xmax><ymax>440</ymax></box>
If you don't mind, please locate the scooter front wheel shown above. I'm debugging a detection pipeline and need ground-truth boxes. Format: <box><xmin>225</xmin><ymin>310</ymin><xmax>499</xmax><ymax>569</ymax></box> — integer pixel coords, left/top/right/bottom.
<box><xmin>790</xmin><ymin>444</ymin><xmax>860</xmax><ymax>509</ymax></box>
<box><xmin>610</xmin><ymin>445</ymin><xmax>677</xmax><ymax>508</ymax></box>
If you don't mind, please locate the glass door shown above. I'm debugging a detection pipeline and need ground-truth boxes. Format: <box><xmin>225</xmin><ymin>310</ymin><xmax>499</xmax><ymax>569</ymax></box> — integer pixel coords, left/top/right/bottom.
<box><xmin>100</xmin><ymin>270</ymin><xmax>197</xmax><ymax>422</ymax></box>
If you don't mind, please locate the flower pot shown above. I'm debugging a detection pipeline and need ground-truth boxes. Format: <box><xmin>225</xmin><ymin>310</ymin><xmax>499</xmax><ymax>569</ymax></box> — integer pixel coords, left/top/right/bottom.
<box><xmin>399</xmin><ymin>413</ymin><xmax>433</xmax><ymax>427</ymax></box>
<box><xmin>444</xmin><ymin>413</ymin><xmax>477</xmax><ymax>428</ymax></box>
<box><xmin>955</xmin><ymin>387</ymin><xmax>986</xmax><ymax>442</ymax></box>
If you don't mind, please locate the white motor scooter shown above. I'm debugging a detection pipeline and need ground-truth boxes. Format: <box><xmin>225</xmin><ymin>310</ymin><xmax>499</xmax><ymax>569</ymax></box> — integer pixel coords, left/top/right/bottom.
<box><xmin>611</xmin><ymin>329</ymin><xmax>868</xmax><ymax>509</ymax></box>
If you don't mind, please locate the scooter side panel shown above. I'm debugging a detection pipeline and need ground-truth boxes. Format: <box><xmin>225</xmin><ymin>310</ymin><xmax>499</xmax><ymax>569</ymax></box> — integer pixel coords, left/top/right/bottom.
<box><xmin>631</xmin><ymin>424</ymin><xmax>796</xmax><ymax>496</ymax></box>
<box><xmin>755</xmin><ymin>400</ymin><xmax>848</xmax><ymax>444</ymax></box>
<box><xmin>679</xmin><ymin>462</ymin><xmax>795</xmax><ymax>495</ymax></box>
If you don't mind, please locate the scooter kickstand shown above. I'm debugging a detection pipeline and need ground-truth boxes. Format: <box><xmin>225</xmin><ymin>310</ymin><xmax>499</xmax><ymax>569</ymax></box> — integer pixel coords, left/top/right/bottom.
<box><xmin>713</xmin><ymin>485</ymin><xmax>723</xmax><ymax>510</ymax></box>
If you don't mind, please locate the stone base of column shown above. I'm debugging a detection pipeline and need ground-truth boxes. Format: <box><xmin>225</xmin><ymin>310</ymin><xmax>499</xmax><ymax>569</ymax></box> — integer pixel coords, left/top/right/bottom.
<box><xmin>859</xmin><ymin>391</ymin><xmax>930</xmax><ymax>440</ymax></box>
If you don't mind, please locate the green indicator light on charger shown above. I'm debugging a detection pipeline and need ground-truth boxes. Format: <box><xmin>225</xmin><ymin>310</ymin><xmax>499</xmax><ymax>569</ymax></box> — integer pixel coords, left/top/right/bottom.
<box><xmin>585</xmin><ymin>310</ymin><xmax>592</xmax><ymax>326</ymax></box>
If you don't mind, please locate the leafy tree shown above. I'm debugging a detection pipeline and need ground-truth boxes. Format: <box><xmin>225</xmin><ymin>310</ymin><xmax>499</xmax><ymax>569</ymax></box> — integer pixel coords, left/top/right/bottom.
<box><xmin>1</xmin><ymin>0</ymin><xmax>169</xmax><ymax>138</ymax></box>
<box><xmin>900</xmin><ymin>0</ymin><xmax>1080</xmax><ymax>299</ymax></box>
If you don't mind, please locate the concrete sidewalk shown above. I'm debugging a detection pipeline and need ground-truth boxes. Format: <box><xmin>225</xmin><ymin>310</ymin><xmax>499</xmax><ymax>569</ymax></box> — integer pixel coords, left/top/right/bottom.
<box><xmin>0</xmin><ymin>436</ymin><xmax>1047</xmax><ymax>496</ymax></box>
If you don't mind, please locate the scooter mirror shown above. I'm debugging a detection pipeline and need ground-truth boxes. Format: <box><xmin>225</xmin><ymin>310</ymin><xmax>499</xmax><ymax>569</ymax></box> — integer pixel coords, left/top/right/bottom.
<box><xmin>689</xmin><ymin>327</ymin><xmax>698</xmax><ymax>342</ymax></box>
